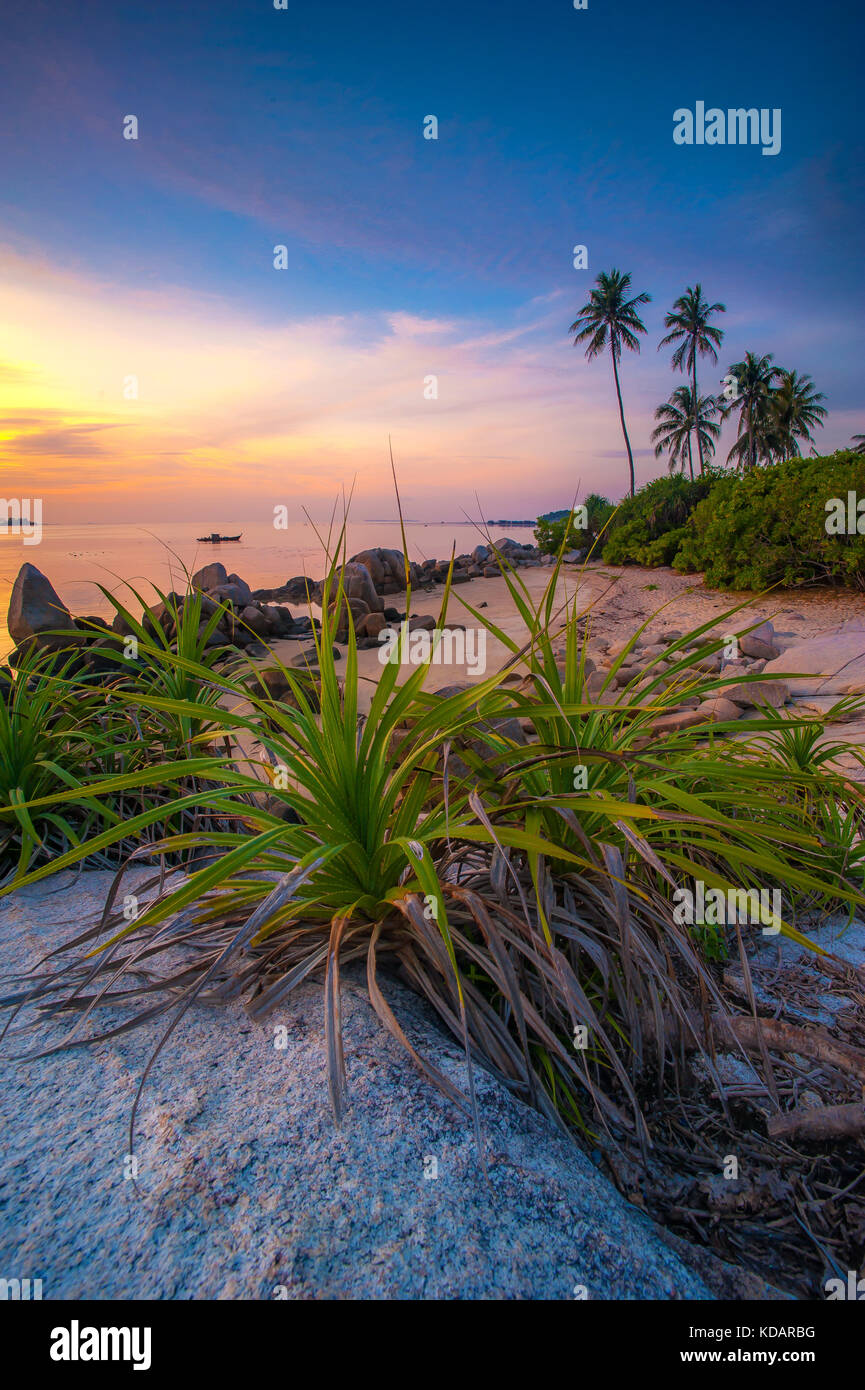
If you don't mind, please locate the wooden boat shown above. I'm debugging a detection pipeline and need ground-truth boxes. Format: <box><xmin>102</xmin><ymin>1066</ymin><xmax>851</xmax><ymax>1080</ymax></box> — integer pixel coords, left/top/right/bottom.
<box><xmin>196</xmin><ymin>532</ymin><xmax>242</xmax><ymax>543</ymax></box>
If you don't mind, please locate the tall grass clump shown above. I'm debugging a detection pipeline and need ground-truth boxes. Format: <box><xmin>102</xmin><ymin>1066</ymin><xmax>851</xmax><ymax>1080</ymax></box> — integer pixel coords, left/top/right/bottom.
<box><xmin>0</xmin><ymin>642</ymin><xmax>135</xmax><ymax>882</ymax></box>
<box><xmin>1</xmin><ymin>521</ymin><xmax>863</xmax><ymax>1151</ymax></box>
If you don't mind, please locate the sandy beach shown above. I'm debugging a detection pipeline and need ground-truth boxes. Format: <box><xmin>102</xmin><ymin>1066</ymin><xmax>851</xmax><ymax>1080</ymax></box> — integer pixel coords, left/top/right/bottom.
<box><xmin>262</xmin><ymin>557</ymin><xmax>865</xmax><ymax>717</ymax></box>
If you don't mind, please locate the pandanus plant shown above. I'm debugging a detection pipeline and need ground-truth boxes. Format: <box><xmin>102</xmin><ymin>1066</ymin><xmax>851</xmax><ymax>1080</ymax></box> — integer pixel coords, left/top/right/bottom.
<box><xmin>2</xmin><ymin>513</ymin><xmax>864</xmax><ymax>1157</ymax></box>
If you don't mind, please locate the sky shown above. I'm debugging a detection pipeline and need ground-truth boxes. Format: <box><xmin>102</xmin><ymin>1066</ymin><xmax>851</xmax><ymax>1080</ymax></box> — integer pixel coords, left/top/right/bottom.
<box><xmin>0</xmin><ymin>0</ymin><xmax>862</xmax><ymax>523</ymax></box>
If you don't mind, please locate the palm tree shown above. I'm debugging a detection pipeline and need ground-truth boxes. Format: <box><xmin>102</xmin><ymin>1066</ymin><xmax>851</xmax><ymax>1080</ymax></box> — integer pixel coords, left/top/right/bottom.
<box><xmin>570</xmin><ymin>269</ymin><xmax>651</xmax><ymax>497</ymax></box>
<box><xmin>722</xmin><ymin>352</ymin><xmax>783</xmax><ymax>471</ymax></box>
<box><xmin>770</xmin><ymin>370</ymin><xmax>827</xmax><ymax>460</ymax></box>
<box><xmin>658</xmin><ymin>285</ymin><xmax>726</xmax><ymax>474</ymax></box>
<box><xmin>851</xmin><ymin>435</ymin><xmax>865</xmax><ymax>455</ymax></box>
<box><xmin>652</xmin><ymin>387</ymin><xmax>720</xmax><ymax>478</ymax></box>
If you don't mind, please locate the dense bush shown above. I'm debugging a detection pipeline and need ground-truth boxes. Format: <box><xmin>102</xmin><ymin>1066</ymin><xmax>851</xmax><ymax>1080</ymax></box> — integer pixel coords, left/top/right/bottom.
<box><xmin>601</xmin><ymin>472</ymin><xmax>718</xmax><ymax>566</ymax></box>
<box><xmin>673</xmin><ymin>451</ymin><xmax>865</xmax><ymax>589</ymax></box>
<box><xmin>596</xmin><ymin>454</ymin><xmax>865</xmax><ymax>589</ymax></box>
<box><xmin>534</xmin><ymin>494</ymin><xmax>613</xmax><ymax>555</ymax></box>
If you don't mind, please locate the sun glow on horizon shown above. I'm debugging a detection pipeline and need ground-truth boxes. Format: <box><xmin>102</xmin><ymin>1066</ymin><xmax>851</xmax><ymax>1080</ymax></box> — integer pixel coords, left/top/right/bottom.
<box><xmin>0</xmin><ymin>245</ymin><xmax>674</xmax><ymax>521</ymax></box>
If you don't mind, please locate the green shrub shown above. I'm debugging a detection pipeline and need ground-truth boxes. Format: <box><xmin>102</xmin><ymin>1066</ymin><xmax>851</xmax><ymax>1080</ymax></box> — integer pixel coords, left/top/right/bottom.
<box><xmin>602</xmin><ymin>472</ymin><xmax>718</xmax><ymax>565</ymax></box>
<box><xmin>673</xmin><ymin>451</ymin><xmax>865</xmax><ymax>589</ymax></box>
<box><xmin>603</xmin><ymin>520</ymin><xmax>690</xmax><ymax>567</ymax></box>
<box><xmin>534</xmin><ymin>494</ymin><xmax>613</xmax><ymax>555</ymax></box>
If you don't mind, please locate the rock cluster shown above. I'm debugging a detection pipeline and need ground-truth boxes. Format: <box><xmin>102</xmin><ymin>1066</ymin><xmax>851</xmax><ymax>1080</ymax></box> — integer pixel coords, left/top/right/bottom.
<box><xmin>253</xmin><ymin>539</ymin><xmax>545</xmax><ymax>642</ymax></box>
<box><xmin>5</xmin><ymin>539</ymin><xmax>546</xmax><ymax>675</ymax></box>
<box><xmin>4</xmin><ymin>561</ymin><xmax>317</xmax><ymax>673</ymax></box>
<box><xmin>575</xmin><ymin>620</ymin><xmax>792</xmax><ymax>732</ymax></box>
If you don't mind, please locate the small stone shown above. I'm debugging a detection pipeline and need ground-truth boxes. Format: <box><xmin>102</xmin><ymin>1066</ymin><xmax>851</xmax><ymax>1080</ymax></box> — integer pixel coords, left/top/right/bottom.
<box><xmin>719</xmin><ymin>678</ymin><xmax>789</xmax><ymax>709</ymax></box>
<box><xmin>360</xmin><ymin>613</ymin><xmax>387</xmax><ymax>641</ymax></box>
<box><xmin>739</xmin><ymin>634</ymin><xmax>780</xmax><ymax>660</ymax></box>
<box><xmin>650</xmin><ymin>708</ymin><xmax>707</xmax><ymax>735</ymax></box>
<box><xmin>608</xmin><ymin>638</ymin><xmax>643</xmax><ymax>660</ymax></box>
<box><xmin>289</xmin><ymin>648</ymin><xmax>321</xmax><ymax>669</ymax></box>
<box><xmin>699</xmin><ymin>696</ymin><xmax>743</xmax><ymax>723</ymax></box>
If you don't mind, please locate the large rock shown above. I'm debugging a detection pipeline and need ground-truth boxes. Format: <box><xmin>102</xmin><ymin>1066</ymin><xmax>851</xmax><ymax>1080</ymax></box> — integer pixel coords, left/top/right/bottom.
<box><xmin>718</xmin><ymin>678</ymin><xmax>788</xmax><ymax>710</ymax></box>
<box><xmin>329</xmin><ymin>593</ymin><xmax>371</xmax><ymax>642</ymax></box>
<box><xmin>349</xmin><ymin>549</ymin><xmax>385</xmax><ymax>588</ymax></box>
<box><xmin>254</xmin><ymin>663</ymin><xmax>323</xmax><ymax>712</ymax></box>
<box><xmin>0</xmin><ymin>871</ymin><xmax>749</xmax><ymax>1298</ymax></box>
<box><xmin>349</xmin><ymin>548</ymin><xmax>410</xmax><ymax>595</ymax></box>
<box><xmin>341</xmin><ymin>561</ymin><xmax>384</xmax><ymax>613</ymax></box>
<box><xmin>698</xmin><ymin>696</ymin><xmax>744</xmax><ymax>723</ymax></box>
<box><xmin>227</xmin><ymin>574</ymin><xmax>253</xmax><ymax>605</ymax></box>
<box><xmin>264</xmin><ymin>577</ymin><xmax>320</xmax><ymax>605</ymax></box>
<box><xmin>239</xmin><ymin>605</ymin><xmax>270</xmax><ymax>636</ymax></box>
<box><xmin>762</xmin><ymin>623</ymin><xmax>865</xmax><ymax>695</ymax></box>
<box><xmin>191</xmin><ymin>562</ymin><xmax>229</xmax><ymax>592</ymax></box>
<box><xmin>790</xmin><ymin>694</ymin><xmax>861</xmax><ymax>723</ymax></box>
<box><xmin>8</xmin><ymin>564</ymin><xmax>76</xmax><ymax>644</ymax></box>
<box><xmin>195</xmin><ymin>622</ymin><xmax>224</xmax><ymax>650</ymax></box>
<box><xmin>263</xmin><ymin>605</ymin><xmax>298</xmax><ymax>637</ymax></box>
<box><xmin>141</xmin><ymin>598</ymin><xmax>177</xmax><ymax>640</ymax></box>
<box><xmin>738</xmin><ymin>621</ymin><xmax>780</xmax><ymax>661</ymax></box>
<box><xmin>380</xmin><ymin>548</ymin><xmax>410</xmax><ymax>586</ymax></box>
<box><xmin>210</xmin><ymin>583</ymin><xmax>250</xmax><ymax>609</ymax></box>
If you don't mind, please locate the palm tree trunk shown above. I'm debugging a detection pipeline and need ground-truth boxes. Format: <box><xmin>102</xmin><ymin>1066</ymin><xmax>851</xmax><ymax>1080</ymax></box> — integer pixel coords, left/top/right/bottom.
<box><xmin>692</xmin><ymin>360</ymin><xmax>704</xmax><ymax>473</ymax></box>
<box><xmin>686</xmin><ymin>428</ymin><xmax>694</xmax><ymax>481</ymax></box>
<box><xmin>610</xmin><ymin>339</ymin><xmax>636</xmax><ymax>497</ymax></box>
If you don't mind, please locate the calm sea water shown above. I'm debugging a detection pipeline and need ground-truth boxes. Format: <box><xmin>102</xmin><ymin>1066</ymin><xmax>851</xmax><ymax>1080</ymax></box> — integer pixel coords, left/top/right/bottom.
<box><xmin>0</xmin><ymin>519</ymin><xmax>497</xmax><ymax>658</ymax></box>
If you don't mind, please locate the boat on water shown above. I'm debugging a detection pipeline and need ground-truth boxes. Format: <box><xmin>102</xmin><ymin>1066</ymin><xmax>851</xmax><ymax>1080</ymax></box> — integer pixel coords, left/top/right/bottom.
<box><xmin>196</xmin><ymin>532</ymin><xmax>242</xmax><ymax>543</ymax></box>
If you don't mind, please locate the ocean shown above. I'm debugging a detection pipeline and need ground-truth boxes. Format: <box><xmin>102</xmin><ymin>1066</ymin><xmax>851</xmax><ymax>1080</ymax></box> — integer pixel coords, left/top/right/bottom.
<box><xmin>0</xmin><ymin>518</ymin><xmax>498</xmax><ymax>658</ymax></box>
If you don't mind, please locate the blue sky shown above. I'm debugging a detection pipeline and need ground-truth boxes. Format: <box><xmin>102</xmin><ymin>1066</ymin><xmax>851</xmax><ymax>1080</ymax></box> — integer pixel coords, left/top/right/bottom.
<box><xmin>0</xmin><ymin>0</ymin><xmax>862</xmax><ymax>518</ymax></box>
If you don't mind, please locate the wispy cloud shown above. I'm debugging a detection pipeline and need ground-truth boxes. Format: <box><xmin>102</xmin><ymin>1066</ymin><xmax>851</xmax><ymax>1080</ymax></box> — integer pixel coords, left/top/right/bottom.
<box><xmin>0</xmin><ymin>243</ymin><xmax>653</xmax><ymax>516</ymax></box>
<box><xmin>1</xmin><ymin>422</ymin><xmax>125</xmax><ymax>457</ymax></box>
